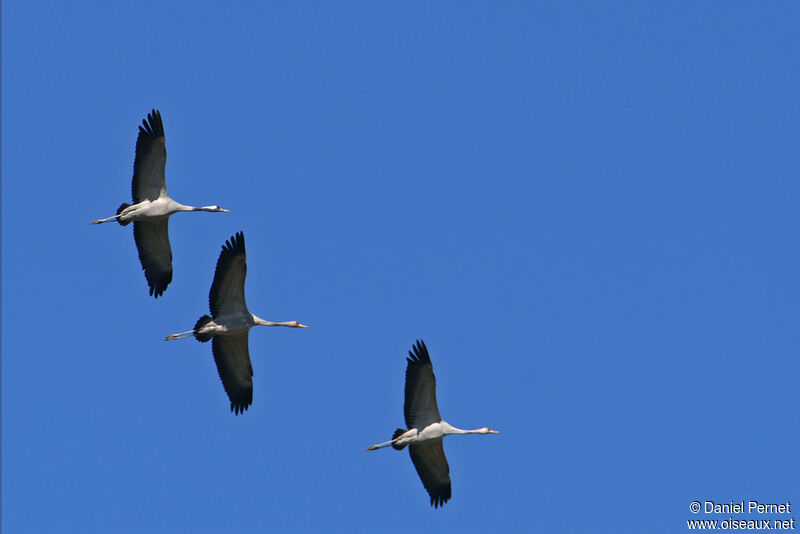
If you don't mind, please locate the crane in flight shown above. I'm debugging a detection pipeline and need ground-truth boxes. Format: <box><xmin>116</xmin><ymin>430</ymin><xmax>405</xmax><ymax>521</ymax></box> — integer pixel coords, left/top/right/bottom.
<box><xmin>366</xmin><ymin>340</ymin><xmax>498</xmax><ymax>508</ymax></box>
<box><xmin>164</xmin><ymin>231</ymin><xmax>308</xmax><ymax>414</ymax></box>
<box><xmin>90</xmin><ymin>109</ymin><xmax>229</xmax><ymax>297</ymax></box>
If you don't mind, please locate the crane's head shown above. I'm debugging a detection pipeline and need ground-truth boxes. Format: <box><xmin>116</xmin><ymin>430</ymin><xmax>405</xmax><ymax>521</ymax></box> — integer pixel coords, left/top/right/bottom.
<box><xmin>287</xmin><ymin>321</ymin><xmax>309</xmax><ymax>328</ymax></box>
<box><xmin>479</xmin><ymin>427</ymin><xmax>499</xmax><ymax>434</ymax></box>
<box><xmin>208</xmin><ymin>205</ymin><xmax>230</xmax><ymax>213</ymax></box>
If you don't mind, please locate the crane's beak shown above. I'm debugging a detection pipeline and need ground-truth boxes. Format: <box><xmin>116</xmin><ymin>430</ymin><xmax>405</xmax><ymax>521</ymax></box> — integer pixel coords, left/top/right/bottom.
<box><xmin>220</xmin><ymin>208</ymin><xmax>231</xmax><ymax>212</ymax></box>
<box><xmin>297</xmin><ymin>323</ymin><xmax>309</xmax><ymax>328</ymax></box>
<box><xmin>489</xmin><ymin>429</ymin><xmax>500</xmax><ymax>434</ymax></box>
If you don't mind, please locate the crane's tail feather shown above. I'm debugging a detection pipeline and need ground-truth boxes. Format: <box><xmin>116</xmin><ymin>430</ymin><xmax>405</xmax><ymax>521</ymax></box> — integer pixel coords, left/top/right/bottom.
<box><xmin>391</xmin><ymin>428</ymin><xmax>408</xmax><ymax>450</ymax></box>
<box><xmin>116</xmin><ymin>203</ymin><xmax>131</xmax><ymax>226</ymax></box>
<box><xmin>194</xmin><ymin>315</ymin><xmax>213</xmax><ymax>342</ymax></box>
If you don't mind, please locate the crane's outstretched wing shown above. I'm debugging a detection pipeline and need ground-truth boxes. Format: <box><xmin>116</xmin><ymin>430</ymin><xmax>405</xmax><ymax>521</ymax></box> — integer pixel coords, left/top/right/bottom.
<box><xmin>209</xmin><ymin>232</ymin><xmax>247</xmax><ymax>318</ymax></box>
<box><xmin>404</xmin><ymin>339</ymin><xmax>441</xmax><ymax>430</ymax></box>
<box><xmin>133</xmin><ymin>219</ymin><xmax>172</xmax><ymax>298</ymax></box>
<box><xmin>132</xmin><ymin>109</ymin><xmax>167</xmax><ymax>203</ymax></box>
<box><xmin>409</xmin><ymin>439</ymin><xmax>451</xmax><ymax>508</ymax></box>
<box><xmin>212</xmin><ymin>332</ymin><xmax>254</xmax><ymax>415</ymax></box>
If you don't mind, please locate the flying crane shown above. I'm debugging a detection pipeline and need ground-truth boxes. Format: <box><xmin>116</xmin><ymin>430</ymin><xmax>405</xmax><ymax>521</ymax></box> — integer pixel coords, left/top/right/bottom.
<box><xmin>90</xmin><ymin>109</ymin><xmax>229</xmax><ymax>297</ymax></box>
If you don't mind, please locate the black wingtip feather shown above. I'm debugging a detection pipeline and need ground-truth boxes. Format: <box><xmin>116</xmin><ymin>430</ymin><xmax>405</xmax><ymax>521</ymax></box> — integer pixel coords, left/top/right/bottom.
<box><xmin>231</xmin><ymin>406</ymin><xmax>253</xmax><ymax>415</ymax></box>
<box><xmin>407</xmin><ymin>339</ymin><xmax>430</xmax><ymax>365</ymax></box>
<box><xmin>214</xmin><ymin>232</ymin><xmax>246</xmax><ymax>274</ymax></box>
<box><xmin>430</xmin><ymin>485</ymin><xmax>451</xmax><ymax>508</ymax></box>
<box><xmin>222</xmin><ymin>231</ymin><xmax>245</xmax><ymax>255</ymax></box>
<box><xmin>139</xmin><ymin>109</ymin><xmax>164</xmax><ymax>138</ymax></box>
<box><xmin>147</xmin><ymin>269</ymin><xmax>172</xmax><ymax>298</ymax></box>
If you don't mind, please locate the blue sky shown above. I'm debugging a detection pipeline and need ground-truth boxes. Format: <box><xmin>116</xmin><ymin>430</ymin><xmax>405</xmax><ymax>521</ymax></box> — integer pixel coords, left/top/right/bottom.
<box><xmin>2</xmin><ymin>3</ymin><xmax>799</xmax><ymax>532</ymax></box>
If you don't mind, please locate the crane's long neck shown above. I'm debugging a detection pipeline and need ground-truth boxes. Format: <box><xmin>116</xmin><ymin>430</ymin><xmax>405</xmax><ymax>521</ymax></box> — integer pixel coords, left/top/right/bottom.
<box><xmin>441</xmin><ymin>422</ymin><xmax>472</xmax><ymax>435</ymax></box>
<box><xmin>252</xmin><ymin>315</ymin><xmax>308</xmax><ymax>328</ymax></box>
<box><xmin>177</xmin><ymin>204</ymin><xmax>218</xmax><ymax>212</ymax></box>
<box><xmin>256</xmin><ymin>320</ymin><xmax>290</xmax><ymax>327</ymax></box>
<box><xmin>440</xmin><ymin>421</ymin><xmax>496</xmax><ymax>435</ymax></box>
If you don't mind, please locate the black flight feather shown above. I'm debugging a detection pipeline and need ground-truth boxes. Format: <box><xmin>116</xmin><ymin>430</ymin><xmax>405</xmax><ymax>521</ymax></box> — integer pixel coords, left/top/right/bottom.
<box><xmin>409</xmin><ymin>439</ymin><xmax>452</xmax><ymax>509</ymax></box>
<box><xmin>208</xmin><ymin>231</ymin><xmax>246</xmax><ymax>318</ymax></box>
<box><xmin>132</xmin><ymin>220</ymin><xmax>172</xmax><ymax>298</ymax></box>
<box><xmin>404</xmin><ymin>339</ymin><xmax>441</xmax><ymax>429</ymax></box>
<box><xmin>211</xmin><ymin>334</ymin><xmax>253</xmax><ymax>415</ymax></box>
<box><xmin>131</xmin><ymin>109</ymin><xmax>166</xmax><ymax>203</ymax></box>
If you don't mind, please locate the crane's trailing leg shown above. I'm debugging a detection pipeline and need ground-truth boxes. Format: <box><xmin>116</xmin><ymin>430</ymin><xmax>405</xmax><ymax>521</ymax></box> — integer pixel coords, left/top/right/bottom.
<box><xmin>164</xmin><ymin>315</ymin><xmax>216</xmax><ymax>341</ymax></box>
<box><xmin>164</xmin><ymin>330</ymin><xmax>195</xmax><ymax>341</ymax></box>
<box><xmin>89</xmin><ymin>215</ymin><xmax>121</xmax><ymax>225</ymax></box>
<box><xmin>365</xmin><ymin>428</ymin><xmax>414</xmax><ymax>451</ymax></box>
<box><xmin>365</xmin><ymin>439</ymin><xmax>395</xmax><ymax>451</ymax></box>
<box><xmin>90</xmin><ymin>203</ymin><xmax>132</xmax><ymax>225</ymax></box>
